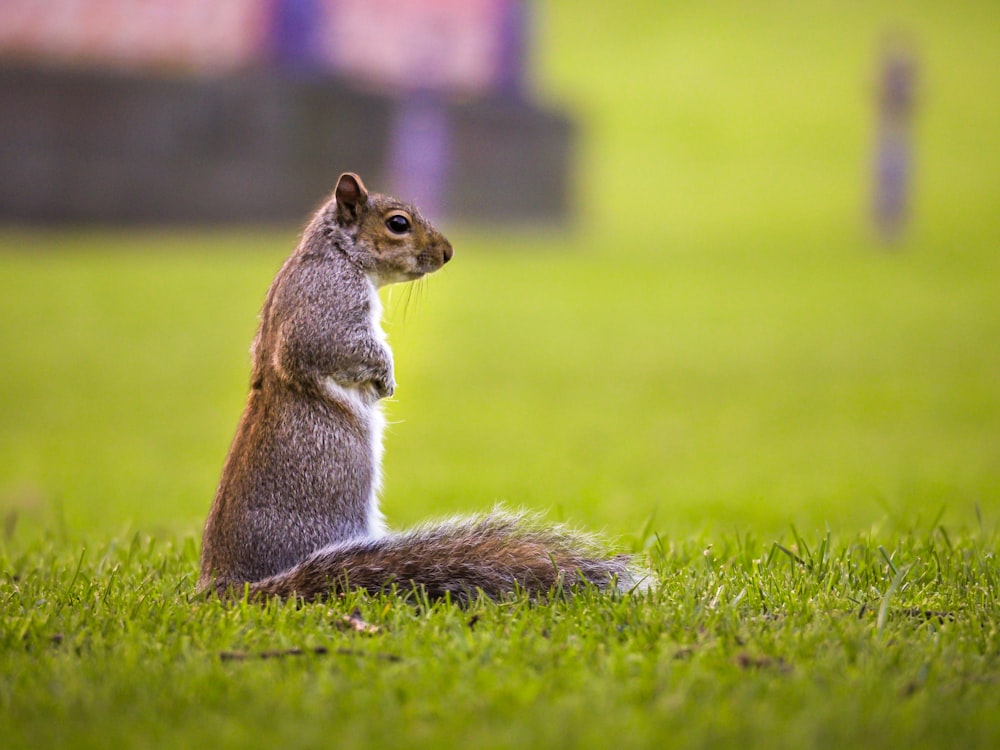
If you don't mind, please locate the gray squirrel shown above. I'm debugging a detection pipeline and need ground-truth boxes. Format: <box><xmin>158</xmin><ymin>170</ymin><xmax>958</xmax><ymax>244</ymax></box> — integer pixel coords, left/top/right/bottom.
<box><xmin>198</xmin><ymin>173</ymin><xmax>640</xmax><ymax>602</ymax></box>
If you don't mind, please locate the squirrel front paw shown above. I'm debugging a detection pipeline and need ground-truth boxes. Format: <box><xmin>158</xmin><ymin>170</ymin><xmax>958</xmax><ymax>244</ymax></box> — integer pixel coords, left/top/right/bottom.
<box><xmin>373</xmin><ymin>374</ymin><xmax>396</xmax><ymax>399</ymax></box>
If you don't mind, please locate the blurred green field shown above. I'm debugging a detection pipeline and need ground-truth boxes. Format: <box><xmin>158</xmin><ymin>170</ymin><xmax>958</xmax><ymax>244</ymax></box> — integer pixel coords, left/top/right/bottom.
<box><xmin>2</xmin><ymin>2</ymin><xmax>999</xmax><ymax>749</ymax></box>
<box><xmin>2</xmin><ymin>1</ymin><xmax>998</xmax><ymax>545</ymax></box>
<box><xmin>2</xmin><ymin>216</ymin><xmax>998</xmax><ymax>543</ymax></box>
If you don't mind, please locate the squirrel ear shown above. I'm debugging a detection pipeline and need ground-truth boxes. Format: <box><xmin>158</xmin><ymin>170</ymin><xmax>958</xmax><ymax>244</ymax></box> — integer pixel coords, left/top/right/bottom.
<box><xmin>334</xmin><ymin>173</ymin><xmax>369</xmax><ymax>225</ymax></box>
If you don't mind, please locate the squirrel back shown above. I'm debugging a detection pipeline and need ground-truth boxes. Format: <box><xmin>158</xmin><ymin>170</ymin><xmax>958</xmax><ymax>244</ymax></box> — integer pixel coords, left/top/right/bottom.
<box><xmin>198</xmin><ymin>173</ymin><xmax>641</xmax><ymax>602</ymax></box>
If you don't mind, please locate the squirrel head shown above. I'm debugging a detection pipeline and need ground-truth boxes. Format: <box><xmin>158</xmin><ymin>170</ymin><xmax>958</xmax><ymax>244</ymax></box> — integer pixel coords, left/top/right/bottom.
<box><xmin>327</xmin><ymin>172</ymin><xmax>453</xmax><ymax>287</ymax></box>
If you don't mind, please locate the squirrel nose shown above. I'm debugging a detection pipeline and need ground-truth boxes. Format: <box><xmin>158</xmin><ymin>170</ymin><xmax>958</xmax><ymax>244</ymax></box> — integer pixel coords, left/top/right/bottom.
<box><xmin>442</xmin><ymin>242</ymin><xmax>453</xmax><ymax>264</ymax></box>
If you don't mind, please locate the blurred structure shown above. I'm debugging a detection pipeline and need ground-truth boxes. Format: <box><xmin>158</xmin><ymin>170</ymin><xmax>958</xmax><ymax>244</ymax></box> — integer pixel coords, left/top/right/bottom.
<box><xmin>871</xmin><ymin>31</ymin><xmax>918</xmax><ymax>243</ymax></box>
<box><xmin>0</xmin><ymin>0</ymin><xmax>573</xmax><ymax>224</ymax></box>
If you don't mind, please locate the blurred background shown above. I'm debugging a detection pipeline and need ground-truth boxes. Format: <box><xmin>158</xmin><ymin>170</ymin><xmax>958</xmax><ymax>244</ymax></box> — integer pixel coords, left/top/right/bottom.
<box><xmin>1</xmin><ymin>0</ymin><xmax>571</xmax><ymax>224</ymax></box>
<box><xmin>1</xmin><ymin>0</ymin><xmax>997</xmax><ymax>546</ymax></box>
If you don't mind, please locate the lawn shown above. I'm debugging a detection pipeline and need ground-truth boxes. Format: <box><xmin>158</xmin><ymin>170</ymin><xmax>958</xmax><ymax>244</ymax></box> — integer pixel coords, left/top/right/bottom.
<box><xmin>2</xmin><ymin>1</ymin><xmax>999</xmax><ymax>748</ymax></box>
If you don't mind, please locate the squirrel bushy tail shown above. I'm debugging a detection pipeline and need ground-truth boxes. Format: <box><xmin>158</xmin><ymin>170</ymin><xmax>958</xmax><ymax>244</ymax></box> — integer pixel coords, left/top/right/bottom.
<box><xmin>238</xmin><ymin>510</ymin><xmax>643</xmax><ymax>603</ymax></box>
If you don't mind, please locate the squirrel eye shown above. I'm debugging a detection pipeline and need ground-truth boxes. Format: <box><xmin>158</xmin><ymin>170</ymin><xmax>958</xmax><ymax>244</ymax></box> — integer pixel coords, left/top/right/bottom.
<box><xmin>385</xmin><ymin>214</ymin><xmax>411</xmax><ymax>235</ymax></box>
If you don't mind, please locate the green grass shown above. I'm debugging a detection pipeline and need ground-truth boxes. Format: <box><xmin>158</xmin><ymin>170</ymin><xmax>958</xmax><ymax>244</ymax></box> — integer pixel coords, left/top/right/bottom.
<box><xmin>2</xmin><ymin>0</ymin><xmax>999</xmax><ymax>747</ymax></box>
<box><xmin>3</xmin><ymin>531</ymin><xmax>998</xmax><ymax>749</ymax></box>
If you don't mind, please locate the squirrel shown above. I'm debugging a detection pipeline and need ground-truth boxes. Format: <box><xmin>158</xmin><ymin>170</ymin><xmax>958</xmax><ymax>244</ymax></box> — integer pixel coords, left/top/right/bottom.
<box><xmin>198</xmin><ymin>172</ymin><xmax>641</xmax><ymax>603</ymax></box>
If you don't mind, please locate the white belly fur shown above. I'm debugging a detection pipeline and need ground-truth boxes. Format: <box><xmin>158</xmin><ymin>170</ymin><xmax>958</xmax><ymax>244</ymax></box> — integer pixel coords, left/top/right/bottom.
<box><xmin>320</xmin><ymin>378</ymin><xmax>388</xmax><ymax>539</ymax></box>
<box><xmin>318</xmin><ymin>276</ymin><xmax>390</xmax><ymax>539</ymax></box>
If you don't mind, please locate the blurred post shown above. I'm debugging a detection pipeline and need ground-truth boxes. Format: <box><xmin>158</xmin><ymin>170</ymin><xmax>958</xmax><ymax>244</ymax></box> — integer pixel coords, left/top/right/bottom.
<box><xmin>270</xmin><ymin>0</ymin><xmax>323</xmax><ymax>73</ymax></box>
<box><xmin>387</xmin><ymin>95</ymin><xmax>451</xmax><ymax>222</ymax></box>
<box><xmin>872</xmin><ymin>32</ymin><xmax>918</xmax><ymax>244</ymax></box>
<box><xmin>495</xmin><ymin>0</ymin><xmax>529</xmax><ymax>99</ymax></box>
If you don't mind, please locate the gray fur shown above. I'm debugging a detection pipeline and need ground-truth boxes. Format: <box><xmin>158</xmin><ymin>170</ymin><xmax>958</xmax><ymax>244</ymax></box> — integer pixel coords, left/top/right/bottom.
<box><xmin>198</xmin><ymin>173</ymin><xmax>641</xmax><ymax>602</ymax></box>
